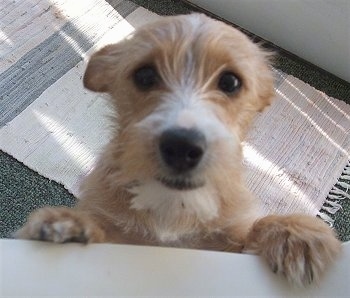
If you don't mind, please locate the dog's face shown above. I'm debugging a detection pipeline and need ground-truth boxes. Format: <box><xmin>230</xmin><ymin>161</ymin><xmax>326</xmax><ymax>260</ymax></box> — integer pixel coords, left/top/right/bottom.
<box><xmin>84</xmin><ymin>14</ymin><xmax>274</xmax><ymax>223</ymax></box>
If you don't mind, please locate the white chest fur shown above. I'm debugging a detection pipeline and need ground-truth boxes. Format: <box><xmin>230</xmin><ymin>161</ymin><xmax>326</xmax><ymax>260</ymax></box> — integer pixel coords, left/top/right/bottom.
<box><xmin>128</xmin><ymin>180</ymin><xmax>219</xmax><ymax>242</ymax></box>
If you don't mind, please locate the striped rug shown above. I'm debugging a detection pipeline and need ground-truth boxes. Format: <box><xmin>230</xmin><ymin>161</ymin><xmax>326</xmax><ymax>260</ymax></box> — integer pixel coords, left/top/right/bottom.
<box><xmin>1</xmin><ymin>0</ymin><xmax>349</xmax><ymax>225</ymax></box>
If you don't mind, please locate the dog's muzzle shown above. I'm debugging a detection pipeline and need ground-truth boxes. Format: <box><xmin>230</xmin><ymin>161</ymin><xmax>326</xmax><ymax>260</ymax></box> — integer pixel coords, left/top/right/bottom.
<box><xmin>159</xmin><ymin>128</ymin><xmax>206</xmax><ymax>174</ymax></box>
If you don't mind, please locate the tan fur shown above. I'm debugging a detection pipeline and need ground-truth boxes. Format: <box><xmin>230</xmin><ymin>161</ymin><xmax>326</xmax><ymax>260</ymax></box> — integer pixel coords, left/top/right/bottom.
<box><xmin>16</xmin><ymin>14</ymin><xmax>341</xmax><ymax>287</ymax></box>
<box><xmin>245</xmin><ymin>214</ymin><xmax>341</xmax><ymax>287</ymax></box>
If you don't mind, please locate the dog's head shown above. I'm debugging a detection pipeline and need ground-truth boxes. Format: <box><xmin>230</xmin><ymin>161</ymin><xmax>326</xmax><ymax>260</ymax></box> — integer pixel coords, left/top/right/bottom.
<box><xmin>84</xmin><ymin>14</ymin><xmax>274</xmax><ymax>214</ymax></box>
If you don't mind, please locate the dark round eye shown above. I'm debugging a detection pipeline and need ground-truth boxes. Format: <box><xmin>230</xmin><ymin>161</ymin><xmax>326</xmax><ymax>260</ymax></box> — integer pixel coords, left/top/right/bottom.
<box><xmin>218</xmin><ymin>72</ymin><xmax>241</xmax><ymax>94</ymax></box>
<box><xmin>133</xmin><ymin>66</ymin><xmax>158</xmax><ymax>89</ymax></box>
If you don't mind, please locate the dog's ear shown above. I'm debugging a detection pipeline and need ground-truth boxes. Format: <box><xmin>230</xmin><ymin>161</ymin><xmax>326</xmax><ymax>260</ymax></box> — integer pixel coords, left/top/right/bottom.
<box><xmin>83</xmin><ymin>44</ymin><xmax>121</xmax><ymax>92</ymax></box>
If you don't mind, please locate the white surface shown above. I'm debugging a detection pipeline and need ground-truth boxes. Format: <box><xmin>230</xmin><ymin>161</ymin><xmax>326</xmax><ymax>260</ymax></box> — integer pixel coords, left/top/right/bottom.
<box><xmin>0</xmin><ymin>239</ymin><xmax>349</xmax><ymax>296</ymax></box>
<box><xmin>188</xmin><ymin>0</ymin><xmax>350</xmax><ymax>82</ymax></box>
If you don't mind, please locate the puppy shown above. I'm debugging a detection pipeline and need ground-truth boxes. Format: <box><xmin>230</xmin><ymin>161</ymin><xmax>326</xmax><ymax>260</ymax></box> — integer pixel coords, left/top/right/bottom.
<box><xmin>16</xmin><ymin>13</ymin><xmax>341</xmax><ymax>287</ymax></box>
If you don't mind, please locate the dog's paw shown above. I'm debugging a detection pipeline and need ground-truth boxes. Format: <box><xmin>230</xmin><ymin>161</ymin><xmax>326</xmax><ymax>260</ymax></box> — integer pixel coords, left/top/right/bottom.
<box><xmin>14</xmin><ymin>207</ymin><xmax>105</xmax><ymax>243</ymax></box>
<box><xmin>245</xmin><ymin>214</ymin><xmax>341</xmax><ymax>287</ymax></box>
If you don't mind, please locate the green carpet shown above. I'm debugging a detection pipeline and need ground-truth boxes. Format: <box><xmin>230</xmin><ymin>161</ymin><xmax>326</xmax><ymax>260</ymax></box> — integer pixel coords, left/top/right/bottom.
<box><xmin>0</xmin><ymin>153</ymin><xmax>76</xmax><ymax>238</ymax></box>
<box><xmin>0</xmin><ymin>0</ymin><xmax>349</xmax><ymax>241</ymax></box>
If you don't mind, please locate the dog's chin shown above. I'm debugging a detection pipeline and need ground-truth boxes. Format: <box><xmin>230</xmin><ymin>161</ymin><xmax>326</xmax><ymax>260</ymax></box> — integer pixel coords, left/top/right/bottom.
<box><xmin>156</xmin><ymin>175</ymin><xmax>204</xmax><ymax>191</ymax></box>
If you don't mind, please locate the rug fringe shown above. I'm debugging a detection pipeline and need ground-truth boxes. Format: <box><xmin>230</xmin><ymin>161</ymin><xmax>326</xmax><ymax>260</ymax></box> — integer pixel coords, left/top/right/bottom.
<box><xmin>317</xmin><ymin>212</ymin><xmax>335</xmax><ymax>226</ymax></box>
<box><xmin>318</xmin><ymin>160</ymin><xmax>350</xmax><ymax>227</ymax></box>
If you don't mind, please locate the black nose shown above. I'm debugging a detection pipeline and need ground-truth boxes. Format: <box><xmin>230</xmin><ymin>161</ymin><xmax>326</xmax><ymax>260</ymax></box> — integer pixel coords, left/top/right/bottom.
<box><xmin>159</xmin><ymin>128</ymin><xmax>206</xmax><ymax>173</ymax></box>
